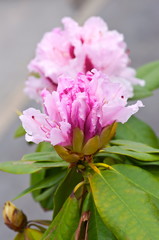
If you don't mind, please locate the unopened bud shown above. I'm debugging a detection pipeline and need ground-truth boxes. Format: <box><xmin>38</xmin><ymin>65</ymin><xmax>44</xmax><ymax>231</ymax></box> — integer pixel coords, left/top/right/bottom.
<box><xmin>3</xmin><ymin>201</ymin><xmax>27</xmax><ymax>232</ymax></box>
<box><xmin>54</xmin><ymin>123</ymin><xmax>117</xmax><ymax>163</ymax></box>
<box><xmin>54</xmin><ymin>145</ymin><xmax>80</xmax><ymax>162</ymax></box>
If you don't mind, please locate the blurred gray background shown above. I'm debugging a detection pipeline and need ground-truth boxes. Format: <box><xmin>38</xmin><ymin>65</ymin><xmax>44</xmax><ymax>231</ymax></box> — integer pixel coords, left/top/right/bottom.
<box><xmin>0</xmin><ymin>0</ymin><xmax>159</xmax><ymax>238</ymax></box>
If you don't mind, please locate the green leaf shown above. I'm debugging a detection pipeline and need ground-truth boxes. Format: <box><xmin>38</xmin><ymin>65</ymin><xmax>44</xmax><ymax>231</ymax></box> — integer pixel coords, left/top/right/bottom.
<box><xmin>30</xmin><ymin>169</ymin><xmax>46</xmax><ymax>200</ymax></box>
<box><xmin>14</xmin><ymin>233</ymin><xmax>25</xmax><ymax>240</ymax></box>
<box><xmin>36</xmin><ymin>142</ymin><xmax>54</xmax><ymax>152</ymax></box>
<box><xmin>89</xmin><ymin>170</ymin><xmax>159</xmax><ymax>240</ymax></box>
<box><xmin>39</xmin><ymin>195</ymin><xmax>54</xmax><ymax>211</ymax></box>
<box><xmin>34</xmin><ymin>186</ymin><xmax>56</xmax><ymax>202</ymax></box>
<box><xmin>39</xmin><ymin>161</ymin><xmax>68</xmax><ymax>169</ymax></box>
<box><xmin>87</xmin><ymin>194</ymin><xmax>117</xmax><ymax>240</ymax></box>
<box><xmin>30</xmin><ymin>142</ymin><xmax>58</xmax><ymax>206</ymax></box>
<box><xmin>14</xmin><ymin>169</ymin><xmax>66</xmax><ymax>199</ymax></box>
<box><xmin>0</xmin><ymin>159</ymin><xmax>68</xmax><ymax>175</ymax></box>
<box><xmin>0</xmin><ymin>161</ymin><xmax>42</xmax><ymax>174</ymax></box>
<box><xmin>30</xmin><ymin>144</ymin><xmax>68</xmax><ymax>210</ymax></box>
<box><xmin>41</xmin><ymin>195</ymin><xmax>80</xmax><ymax>240</ymax></box>
<box><xmin>30</xmin><ymin>168</ymin><xmax>62</xmax><ymax>211</ymax></box>
<box><xmin>22</xmin><ymin>151</ymin><xmax>63</xmax><ymax>162</ymax></box>
<box><xmin>132</xmin><ymin>61</ymin><xmax>159</xmax><ymax>100</ymax></box>
<box><xmin>53</xmin><ymin>167</ymin><xmax>83</xmax><ymax>218</ymax></box>
<box><xmin>100</xmin><ymin>146</ymin><xmax>159</xmax><ymax>161</ymax></box>
<box><xmin>131</xmin><ymin>87</ymin><xmax>152</xmax><ymax>100</ymax></box>
<box><xmin>32</xmin><ymin>161</ymin><xmax>69</xmax><ymax>168</ymax></box>
<box><xmin>14</xmin><ymin>229</ymin><xmax>44</xmax><ymax>240</ymax></box>
<box><xmin>115</xmin><ymin>116</ymin><xmax>159</xmax><ymax>148</ymax></box>
<box><xmin>111</xmin><ymin>139</ymin><xmax>159</xmax><ymax>153</ymax></box>
<box><xmin>113</xmin><ymin>164</ymin><xmax>159</xmax><ymax>200</ymax></box>
<box><xmin>137</xmin><ymin>61</ymin><xmax>159</xmax><ymax>90</ymax></box>
<box><xmin>142</xmin><ymin>166</ymin><xmax>159</xmax><ymax>181</ymax></box>
<box><xmin>14</xmin><ymin>125</ymin><xmax>26</xmax><ymax>138</ymax></box>
<box><xmin>96</xmin><ymin>152</ymin><xmax>123</xmax><ymax>164</ymax></box>
<box><xmin>24</xmin><ymin>228</ymin><xmax>43</xmax><ymax>239</ymax></box>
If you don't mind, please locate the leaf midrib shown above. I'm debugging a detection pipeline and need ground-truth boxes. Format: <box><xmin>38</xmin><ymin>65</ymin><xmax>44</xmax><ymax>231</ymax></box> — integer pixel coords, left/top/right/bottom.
<box><xmin>114</xmin><ymin>166</ymin><xmax>159</xmax><ymax>201</ymax></box>
<box><xmin>91</xmin><ymin>171</ymin><xmax>153</xmax><ymax>239</ymax></box>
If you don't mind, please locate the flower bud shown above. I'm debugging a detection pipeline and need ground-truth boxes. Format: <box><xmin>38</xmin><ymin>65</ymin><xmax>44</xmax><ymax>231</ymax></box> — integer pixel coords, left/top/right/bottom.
<box><xmin>54</xmin><ymin>123</ymin><xmax>117</xmax><ymax>162</ymax></box>
<box><xmin>54</xmin><ymin>145</ymin><xmax>81</xmax><ymax>162</ymax></box>
<box><xmin>3</xmin><ymin>201</ymin><xmax>27</xmax><ymax>232</ymax></box>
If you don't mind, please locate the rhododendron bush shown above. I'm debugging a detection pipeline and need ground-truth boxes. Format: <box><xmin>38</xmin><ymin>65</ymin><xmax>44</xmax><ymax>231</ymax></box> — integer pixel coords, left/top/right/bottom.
<box><xmin>1</xmin><ymin>17</ymin><xmax>159</xmax><ymax>240</ymax></box>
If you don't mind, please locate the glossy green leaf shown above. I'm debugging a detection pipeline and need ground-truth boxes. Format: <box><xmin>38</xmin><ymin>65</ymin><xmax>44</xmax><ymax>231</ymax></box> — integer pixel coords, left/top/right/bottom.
<box><xmin>96</xmin><ymin>152</ymin><xmax>123</xmax><ymax>164</ymax></box>
<box><xmin>14</xmin><ymin>169</ymin><xmax>66</xmax><ymax>199</ymax></box>
<box><xmin>142</xmin><ymin>165</ymin><xmax>159</xmax><ymax>181</ymax></box>
<box><xmin>132</xmin><ymin>159</ymin><xmax>159</xmax><ymax>166</ymax></box>
<box><xmin>41</xmin><ymin>195</ymin><xmax>80</xmax><ymax>240</ymax></box>
<box><xmin>53</xmin><ymin>167</ymin><xmax>83</xmax><ymax>218</ymax></box>
<box><xmin>115</xmin><ymin>116</ymin><xmax>159</xmax><ymax>148</ymax></box>
<box><xmin>111</xmin><ymin>139</ymin><xmax>159</xmax><ymax>153</ymax></box>
<box><xmin>36</xmin><ymin>142</ymin><xmax>53</xmax><ymax>152</ymax></box>
<box><xmin>14</xmin><ymin>229</ymin><xmax>43</xmax><ymax>240</ymax></box>
<box><xmin>30</xmin><ymin>169</ymin><xmax>46</xmax><ymax>200</ymax></box>
<box><xmin>24</xmin><ymin>228</ymin><xmax>43</xmax><ymax>239</ymax></box>
<box><xmin>132</xmin><ymin>87</ymin><xmax>152</xmax><ymax>100</ymax></box>
<box><xmin>40</xmin><ymin>185</ymin><xmax>58</xmax><ymax>210</ymax></box>
<box><xmin>22</xmin><ymin>151</ymin><xmax>63</xmax><ymax>162</ymax></box>
<box><xmin>30</xmin><ymin>142</ymin><xmax>58</xmax><ymax>205</ymax></box>
<box><xmin>14</xmin><ymin>233</ymin><xmax>25</xmax><ymax>240</ymax></box>
<box><xmin>29</xmin><ymin>142</ymin><xmax>66</xmax><ymax>210</ymax></box>
<box><xmin>0</xmin><ymin>161</ymin><xmax>42</xmax><ymax>174</ymax></box>
<box><xmin>132</xmin><ymin>61</ymin><xmax>159</xmax><ymax>100</ymax></box>
<box><xmin>40</xmin><ymin>195</ymin><xmax>54</xmax><ymax>211</ymax></box>
<box><xmin>87</xmin><ymin>194</ymin><xmax>117</xmax><ymax>240</ymax></box>
<box><xmin>0</xmin><ymin>160</ymin><xmax>68</xmax><ymax>174</ymax></box>
<box><xmin>31</xmin><ymin>161</ymin><xmax>69</xmax><ymax>168</ymax></box>
<box><xmin>101</xmin><ymin>146</ymin><xmax>159</xmax><ymax>161</ymax></box>
<box><xmin>30</xmin><ymin>168</ymin><xmax>65</xmax><ymax>211</ymax></box>
<box><xmin>89</xmin><ymin>170</ymin><xmax>159</xmax><ymax>240</ymax></box>
<box><xmin>136</xmin><ymin>61</ymin><xmax>159</xmax><ymax>90</ymax></box>
<box><xmin>34</xmin><ymin>186</ymin><xmax>56</xmax><ymax>202</ymax></box>
<box><xmin>113</xmin><ymin>164</ymin><xmax>159</xmax><ymax>200</ymax></box>
<box><xmin>14</xmin><ymin>125</ymin><xmax>26</xmax><ymax>138</ymax></box>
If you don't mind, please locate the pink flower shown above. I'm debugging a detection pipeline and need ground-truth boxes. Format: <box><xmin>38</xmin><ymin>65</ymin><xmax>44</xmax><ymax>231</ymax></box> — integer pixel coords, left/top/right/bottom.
<box><xmin>20</xmin><ymin>70</ymin><xmax>143</xmax><ymax>158</ymax></box>
<box><xmin>26</xmin><ymin>17</ymin><xmax>144</xmax><ymax>101</ymax></box>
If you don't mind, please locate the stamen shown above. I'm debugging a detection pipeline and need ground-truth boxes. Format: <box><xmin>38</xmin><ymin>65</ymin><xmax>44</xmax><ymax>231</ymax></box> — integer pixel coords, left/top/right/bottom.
<box><xmin>45</xmin><ymin>118</ymin><xmax>53</xmax><ymax>128</ymax></box>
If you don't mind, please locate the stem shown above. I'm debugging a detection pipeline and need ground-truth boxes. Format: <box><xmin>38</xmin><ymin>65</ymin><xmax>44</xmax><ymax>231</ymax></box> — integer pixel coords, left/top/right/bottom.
<box><xmin>27</xmin><ymin>223</ymin><xmax>46</xmax><ymax>232</ymax></box>
<box><xmin>88</xmin><ymin>162</ymin><xmax>101</xmax><ymax>175</ymax></box>
<box><xmin>27</xmin><ymin>220</ymin><xmax>51</xmax><ymax>226</ymax></box>
<box><xmin>94</xmin><ymin>162</ymin><xmax>113</xmax><ymax>170</ymax></box>
<box><xmin>74</xmin><ymin>181</ymin><xmax>85</xmax><ymax>193</ymax></box>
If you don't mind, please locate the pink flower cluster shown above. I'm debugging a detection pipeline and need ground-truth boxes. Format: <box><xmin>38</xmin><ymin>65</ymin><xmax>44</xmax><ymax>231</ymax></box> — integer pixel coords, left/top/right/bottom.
<box><xmin>25</xmin><ymin>17</ymin><xmax>144</xmax><ymax>101</ymax></box>
<box><xmin>20</xmin><ymin>70</ymin><xmax>143</xmax><ymax>148</ymax></box>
